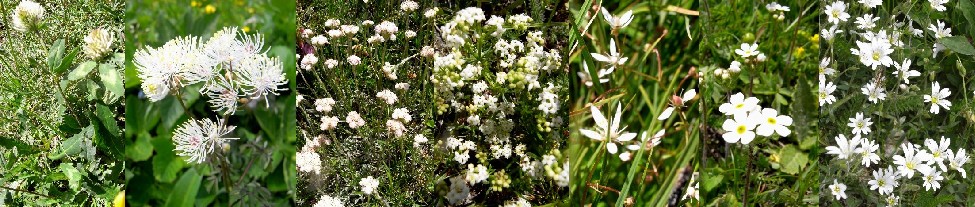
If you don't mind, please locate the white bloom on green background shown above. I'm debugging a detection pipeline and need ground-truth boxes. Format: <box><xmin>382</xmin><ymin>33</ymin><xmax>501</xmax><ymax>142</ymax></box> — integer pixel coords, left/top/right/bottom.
<box><xmin>375</xmin><ymin>89</ymin><xmax>398</xmax><ymax>105</ymax></box>
<box><xmin>928</xmin><ymin>20</ymin><xmax>952</xmax><ymax>39</ymax></box>
<box><xmin>579</xmin><ymin>103</ymin><xmax>637</xmax><ymax>158</ymax></box>
<box><xmin>854</xmin><ymin>13</ymin><xmax>879</xmax><ymax>29</ymax></box>
<box><xmin>296</xmin><ymin>149</ymin><xmax>322</xmax><ymax>174</ymax></box>
<box><xmin>734</xmin><ymin>42</ymin><xmax>760</xmax><ymax>58</ymax></box>
<box><xmin>859</xmin><ymin>139</ymin><xmax>881</xmax><ymax>167</ymax></box>
<box><xmin>851</xmin><ymin>40</ymin><xmax>893</xmax><ymax>70</ymax></box>
<box><xmin>848</xmin><ymin>112</ymin><xmax>872</xmax><ymax>135</ymax></box>
<box><xmin>929</xmin><ymin>0</ymin><xmax>949</xmax><ymax>12</ymax></box>
<box><xmin>385</xmin><ymin>119</ymin><xmax>406</xmax><ymax>137</ymax></box>
<box><xmin>400</xmin><ymin>0</ymin><xmax>418</xmax><ymax>12</ymax></box>
<box><xmin>824</xmin><ymin>1</ymin><xmax>850</xmax><ymax>24</ymax></box>
<box><xmin>826</xmin><ymin>134</ymin><xmax>861</xmax><ymax>160</ymax></box>
<box><xmin>445</xmin><ymin>176</ymin><xmax>470</xmax><ymax>205</ymax></box>
<box><xmin>359</xmin><ymin>176</ymin><xmax>380</xmax><ymax>195</ymax></box>
<box><xmin>819</xmin><ymin>81</ymin><xmax>836</xmax><ymax>106</ymax></box>
<box><xmin>590</xmin><ymin>39</ymin><xmax>628</xmax><ymax>70</ymax></box>
<box><xmin>173</xmin><ymin>118</ymin><xmax>238</xmax><ymax>164</ymax></box>
<box><xmin>315</xmin><ymin>98</ymin><xmax>336</xmax><ymax>113</ymax></box>
<box><xmin>235</xmin><ymin>55</ymin><xmax>288</xmax><ymax>104</ymax></box>
<box><xmin>718</xmin><ymin>92</ymin><xmax>759</xmax><ymax>116</ymax></box>
<box><xmin>885</xmin><ymin>195</ymin><xmax>900</xmax><ymax>206</ymax></box>
<box><xmin>893</xmin><ymin>143</ymin><xmax>933</xmax><ymax>178</ymax></box>
<box><xmin>924</xmin><ymin>137</ymin><xmax>951</xmax><ymax>170</ymax></box>
<box><xmin>83</xmin><ymin>28</ymin><xmax>115</xmax><ymax>59</ymax></box>
<box><xmin>313</xmin><ymin>195</ymin><xmax>344</xmax><ymax>207</ymax></box>
<box><xmin>658</xmin><ymin>89</ymin><xmax>696</xmax><ymax>120</ymax></box>
<box><xmin>858</xmin><ymin>0</ymin><xmax>882</xmax><ymax>8</ymax></box>
<box><xmin>750</xmin><ymin>108</ymin><xmax>792</xmax><ymax>137</ymax></box>
<box><xmin>829</xmin><ymin>179</ymin><xmax>847</xmax><ymax>200</ymax></box>
<box><xmin>860</xmin><ymin>82</ymin><xmax>886</xmax><ymax>103</ymax></box>
<box><xmin>892</xmin><ymin>58</ymin><xmax>919</xmax><ymax>84</ymax></box>
<box><xmin>320</xmin><ymin>116</ymin><xmax>339</xmax><ymax>130</ymax></box>
<box><xmin>721</xmin><ymin>113</ymin><xmax>757</xmax><ymax>144</ymax></box>
<box><xmin>465</xmin><ymin>164</ymin><xmax>489</xmax><ymax>184</ymax></box>
<box><xmin>947</xmin><ymin>148</ymin><xmax>970</xmax><ymax>178</ymax></box>
<box><xmin>868</xmin><ymin>166</ymin><xmax>899</xmax><ymax>195</ymax></box>
<box><xmin>600</xmin><ymin>7</ymin><xmax>633</xmax><ymax>30</ymax></box>
<box><xmin>346</xmin><ymin>111</ymin><xmax>366</xmax><ymax>129</ymax></box>
<box><xmin>821</xmin><ymin>24</ymin><xmax>843</xmax><ymax>41</ymax></box>
<box><xmin>392</xmin><ymin>108</ymin><xmax>411</xmax><ymax>123</ymax></box>
<box><xmin>11</xmin><ymin>0</ymin><xmax>45</xmax><ymax>32</ymax></box>
<box><xmin>920</xmin><ymin>167</ymin><xmax>944</xmax><ymax>191</ymax></box>
<box><xmin>923</xmin><ymin>81</ymin><xmax>951</xmax><ymax>114</ymax></box>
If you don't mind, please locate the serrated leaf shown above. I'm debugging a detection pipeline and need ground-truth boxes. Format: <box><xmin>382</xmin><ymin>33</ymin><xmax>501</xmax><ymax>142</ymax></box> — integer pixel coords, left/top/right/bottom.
<box><xmin>939</xmin><ymin>36</ymin><xmax>975</xmax><ymax>55</ymax></box>
<box><xmin>59</xmin><ymin>163</ymin><xmax>82</xmax><ymax>191</ymax></box>
<box><xmin>68</xmin><ymin>61</ymin><xmax>97</xmax><ymax>81</ymax></box>
<box><xmin>777</xmin><ymin>144</ymin><xmax>808</xmax><ymax>175</ymax></box>
<box><xmin>165</xmin><ymin>168</ymin><xmax>201</xmax><ymax>207</ymax></box>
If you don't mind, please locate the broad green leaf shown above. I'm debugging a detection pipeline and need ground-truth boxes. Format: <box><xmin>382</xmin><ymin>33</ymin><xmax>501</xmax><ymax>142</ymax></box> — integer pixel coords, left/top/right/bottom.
<box><xmin>152</xmin><ymin>132</ymin><xmax>184</xmax><ymax>183</ymax></box>
<box><xmin>57</xmin><ymin>47</ymin><xmax>81</xmax><ymax>74</ymax></box>
<box><xmin>165</xmin><ymin>168</ymin><xmax>201</xmax><ymax>207</ymax></box>
<box><xmin>98</xmin><ymin>63</ymin><xmax>124</xmax><ymax>101</ymax></box>
<box><xmin>126</xmin><ymin>132</ymin><xmax>154</xmax><ymax>161</ymax></box>
<box><xmin>59</xmin><ymin>163</ymin><xmax>83</xmax><ymax>191</ymax></box>
<box><xmin>95</xmin><ymin>103</ymin><xmax>119</xmax><ymax>135</ymax></box>
<box><xmin>47</xmin><ymin>39</ymin><xmax>66</xmax><ymax>73</ymax></box>
<box><xmin>777</xmin><ymin>144</ymin><xmax>808</xmax><ymax>175</ymax></box>
<box><xmin>958</xmin><ymin>0</ymin><xmax>975</xmax><ymax>29</ymax></box>
<box><xmin>68</xmin><ymin>61</ymin><xmax>98</xmax><ymax>81</ymax></box>
<box><xmin>939</xmin><ymin>36</ymin><xmax>975</xmax><ymax>56</ymax></box>
<box><xmin>48</xmin><ymin>126</ymin><xmax>93</xmax><ymax>160</ymax></box>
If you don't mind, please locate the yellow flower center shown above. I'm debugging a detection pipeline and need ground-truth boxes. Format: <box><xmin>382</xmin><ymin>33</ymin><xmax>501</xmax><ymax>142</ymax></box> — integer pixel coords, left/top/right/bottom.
<box><xmin>735</xmin><ymin>103</ymin><xmax>744</xmax><ymax>109</ymax></box>
<box><xmin>767</xmin><ymin>118</ymin><xmax>777</xmax><ymax>125</ymax></box>
<box><xmin>736</xmin><ymin>125</ymin><xmax>747</xmax><ymax>134</ymax></box>
<box><xmin>873</xmin><ymin>52</ymin><xmax>881</xmax><ymax>61</ymax></box>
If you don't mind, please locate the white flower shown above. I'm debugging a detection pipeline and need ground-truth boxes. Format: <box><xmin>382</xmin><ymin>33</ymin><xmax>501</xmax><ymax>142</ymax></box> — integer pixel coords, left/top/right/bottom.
<box><xmin>820</xmin><ymin>57</ymin><xmax>835</xmax><ymax>77</ymax></box>
<box><xmin>924</xmin><ymin>136</ymin><xmax>951</xmax><ymax>171</ymax></box>
<box><xmin>766</xmin><ymin>2</ymin><xmax>790</xmax><ymax>12</ymax></box>
<box><xmin>205</xmin><ymin>79</ymin><xmax>239</xmax><ymax>115</ymax></box>
<box><xmin>173</xmin><ymin>118</ymin><xmax>238</xmax><ymax>164</ymax></box>
<box><xmin>885</xmin><ymin>195</ymin><xmax>900</xmax><ymax>207</ymax></box>
<box><xmin>578</xmin><ymin>103</ymin><xmax>638</xmax><ymax>157</ymax></box>
<box><xmin>851</xmin><ymin>40</ymin><xmax>893</xmax><ymax>70</ymax></box>
<box><xmin>855</xmin><ymin>13</ymin><xmax>879</xmax><ymax>29</ymax></box>
<box><xmin>600</xmin><ymin>7</ymin><xmax>634</xmax><ymax>30</ymax></box>
<box><xmin>847</xmin><ymin>112</ymin><xmax>873</xmax><ymax>135</ymax></box>
<box><xmin>375</xmin><ymin>89</ymin><xmax>398</xmax><ymax>105</ymax></box>
<box><xmin>718</xmin><ymin>92</ymin><xmax>760</xmax><ymax>116</ymax></box>
<box><xmin>750</xmin><ymin>108</ymin><xmax>792</xmax><ymax>137</ymax></box>
<box><xmin>721</xmin><ymin>113</ymin><xmax>757</xmax><ymax>144</ymax></box>
<box><xmin>347</xmin><ymin>55</ymin><xmax>361</xmax><ymax>65</ymax></box>
<box><xmin>465</xmin><ymin>164</ymin><xmax>489</xmax><ymax>184</ymax></box>
<box><xmin>859</xmin><ymin>139</ymin><xmax>881</xmax><ymax>167</ymax></box>
<box><xmin>445</xmin><ymin>176</ymin><xmax>470</xmax><ymax>205</ymax></box>
<box><xmin>928</xmin><ymin>20</ymin><xmax>952</xmax><ymax>39</ymax></box>
<box><xmin>412</xmin><ymin>134</ymin><xmax>428</xmax><ymax>148</ymax></box>
<box><xmin>385</xmin><ymin>120</ymin><xmax>406</xmax><ymax>138</ymax></box>
<box><xmin>658</xmin><ymin>89</ymin><xmax>696</xmax><ymax>120</ymax></box>
<box><xmin>382</xmin><ymin>62</ymin><xmax>398</xmax><ymax>80</ymax></box>
<box><xmin>424</xmin><ymin>7</ymin><xmax>439</xmax><ymax>19</ymax></box>
<box><xmin>920</xmin><ymin>167</ymin><xmax>944</xmax><ymax>191</ymax></box>
<box><xmin>300</xmin><ymin>54</ymin><xmax>319</xmax><ymax>70</ymax></box>
<box><xmin>734</xmin><ymin>43</ymin><xmax>760</xmax><ymax>58</ymax></box>
<box><xmin>892</xmin><ymin>58</ymin><xmax>919</xmax><ymax>84</ymax></box>
<box><xmin>320</xmin><ymin>116</ymin><xmax>339</xmax><ymax>130</ymax></box>
<box><xmin>359</xmin><ymin>176</ymin><xmax>380</xmax><ymax>195</ymax></box>
<box><xmin>859</xmin><ymin>0</ymin><xmax>882</xmax><ymax>8</ymax></box>
<box><xmin>324</xmin><ymin>59</ymin><xmax>339</xmax><ymax>69</ymax></box>
<box><xmin>310</xmin><ymin>35</ymin><xmax>329</xmax><ymax>45</ymax></box>
<box><xmin>923</xmin><ymin>81</ymin><xmax>952</xmax><ymax>114</ymax></box>
<box><xmin>829</xmin><ymin>179</ymin><xmax>847</xmax><ymax>200</ymax></box>
<box><xmin>929</xmin><ymin>0</ymin><xmax>949</xmax><ymax>12</ymax></box>
<box><xmin>728</xmin><ymin>61</ymin><xmax>741</xmax><ymax>73</ymax></box>
<box><xmin>134</xmin><ymin>36</ymin><xmax>205</xmax><ymax>101</ymax></box>
<box><xmin>819</xmin><ymin>81</ymin><xmax>836</xmax><ymax>106</ymax></box>
<box><xmin>824</xmin><ymin>2</ymin><xmax>850</xmax><ymax>24</ymax></box>
<box><xmin>947</xmin><ymin>148</ymin><xmax>970</xmax><ymax>178</ymax></box>
<box><xmin>590</xmin><ymin>39</ymin><xmax>628</xmax><ymax>70</ymax></box>
<box><xmin>400</xmin><ymin>0</ymin><xmax>418</xmax><ymax>12</ymax></box>
<box><xmin>682</xmin><ymin>173</ymin><xmax>699</xmax><ymax>201</ymax></box>
<box><xmin>821</xmin><ymin>24</ymin><xmax>844</xmax><ymax>41</ymax></box>
<box><xmin>235</xmin><ymin>55</ymin><xmax>288</xmax><ymax>104</ymax></box>
<box><xmin>892</xmin><ymin>143</ymin><xmax>933</xmax><ymax>178</ymax></box>
<box><xmin>323</xmin><ymin>19</ymin><xmax>341</xmax><ymax>28</ymax></box>
<box><xmin>296</xmin><ymin>149</ymin><xmax>322</xmax><ymax>174</ymax></box>
<box><xmin>315</xmin><ymin>98</ymin><xmax>336</xmax><ymax>113</ymax></box>
<box><xmin>826</xmin><ymin>134</ymin><xmax>861</xmax><ymax>160</ymax></box>
<box><xmin>346</xmin><ymin>111</ymin><xmax>366</xmax><ymax>129</ymax></box>
<box><xmin>392</xmin><ymin>108</ymin><xmax>411</xmax><ymax>123</ymax></box>
<box><xmin>83</xmin><ymin>28</ymin><xmax>115</xmax><ymax>59</ymax></box>
<box><xmin>10</xmin><ymin>0</ymin><xmax>45</xmax><ymax>32</ymax></box>
<box><xmin>577</xmin><ymin>61</ymin><xmax>611</xmax><ymax>87</ymax></box>
<box><xmin>313</xmin><ymin>195</ymin><xmax>344</xmax><ymax>207</ymax></box>
<box><xmin>404</xmin><ymin>30</ymin><xmax>416</xmax><ymax>39</ymax></box>
<box><xmin>860</xmin><ymin>82</ymin><xmax>886</xmax><ymax>103</ymax></box>
<box><xmin>868</xmin><ymin>166</ymin><xmax>899</xmax><ymax>195</ymax></box>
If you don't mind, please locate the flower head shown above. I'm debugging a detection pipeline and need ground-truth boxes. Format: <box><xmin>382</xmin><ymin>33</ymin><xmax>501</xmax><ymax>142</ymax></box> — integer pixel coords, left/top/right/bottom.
<box><xmin>718</xmin><ymin>92</ymin><xmax>760</xmax><ymax>116</ymax></box>
<box><xmin>750</xmin><ymin>108</ymin><xmax>792</xmax><ymax>137</ymax></box>
<box><xmin>11</xmin><ymin>0</ymin><xmax>45</xmax><ymax>32</ymax></box>
<box><xmin>359</xmin><ymin>176</ymin><xmax>380</xmax><ymax>195</ymax></box>
<box><xmin>721</xmin><ymin>113</ymin><xmax>757</xmax><ymax>144</ymax></box>
<box><xmin>579</xmin><ymin>102</ymin><xmax>637</xmax><ymax>158</ymax></box>
<box><xmin>829</xmin><ymin>179</ymin><xmax>847</xmax><ymax>200</ymax></box>
<box><xmin>735</xmin><ymin>43</ymin><xmax>760</xmax><ymax>58</ymax></box>
<box><xmin>173</xmin><ymin>118</ymin><xmax>238</xmax><ymax>164</ymax></box>
<box><xmin>601</xmin><ymin>7</ymin><xmax>634</xmax><ymax>30</ymax></box>
<box><xmin>923</xmin><ymin>81</ymin><xmax>952</xmax><ymax>114</ymax></box>
<box><xmin>83</xmin><ymin>28</ymin><xmax>116</xmax><ymax>59</ymax></box>
<box><xmin>824</xmin><ymin>2</ymin><xmax>850</xmax><ymax>24</ymax></box>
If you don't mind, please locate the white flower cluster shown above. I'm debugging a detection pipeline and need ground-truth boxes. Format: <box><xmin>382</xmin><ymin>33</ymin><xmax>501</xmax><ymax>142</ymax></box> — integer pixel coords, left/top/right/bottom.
<box><xmin>765</xmin><ymin>2</ymin><xmax>790</xmax><ymax>20</ymax></box>
<box><xmin>10</xmin><ymin>0</ymin><xmax>45</xmax><ymax>32</ymax></box>
<box><xmin>313</xmin><ymin>195</ymin><xmax>344</xmax><ymax>207</ymax></box>
<box><xmin>135</xmin><ymin>27</ymin><xmax>288</xmax><ymax>113</ymax></box>
<box><xmin>713</xmin><ymin>42</ymin><xmax>766</xmax><ymax>80</ymax></box>
<box><xmin>826</xmin><ymin>135</ymin><xmax>969</xmax><ymax>200</ymax></box>
<box><xmin>172</xmin><ymin>118</ymin><xmax>238</xmax><ymax>164</ymax></box>
<box><xmin>82</xmin><ymin>28</ymin><xmax>116</xmax><ymax>59</ymax></box>
<box><xmin>718</xmin><ymin>93</ymin><xmax>793</xmax><ymax>145</ymax></box>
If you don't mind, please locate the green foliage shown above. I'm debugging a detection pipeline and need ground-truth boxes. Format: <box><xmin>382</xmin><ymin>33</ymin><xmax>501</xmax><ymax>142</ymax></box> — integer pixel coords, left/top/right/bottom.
<box><xmin>0</xmin><ymin>0</ymin><xmax>125</xmax><ymax>205</ymax></box>
<box><xmin>123</xmin><ymin>0</ymin><xmax>297</xmax><ymax>206</ymax></box>
<box><xmin>699</xmin><ymin>0</ymin><xmax>820</xmax><ymax>206</ymax></box>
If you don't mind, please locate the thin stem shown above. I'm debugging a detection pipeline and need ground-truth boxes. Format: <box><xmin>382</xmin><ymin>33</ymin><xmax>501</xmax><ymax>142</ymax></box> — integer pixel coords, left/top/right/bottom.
<box><xmin>0</xmin><ymin>185</ymin><xmax>52</xmax><ymax>198</ymax></box>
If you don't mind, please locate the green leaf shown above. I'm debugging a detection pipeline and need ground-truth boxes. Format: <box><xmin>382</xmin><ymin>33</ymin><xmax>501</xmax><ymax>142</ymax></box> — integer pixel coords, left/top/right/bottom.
<box><xmin>126</xmin><ymin>132</ymin><xmax>154</xmax><ymax>161</ymax></box>
<box><xmin>57</xmin><ymin>48</ymin><xmax>81</xmax><ymax>74</ymax></box>
<box><xmin>152</xmin><ymin>132</ymin><xmax>184</xmax><ymax>183</ymax></box>
<box><xmin>59</xmin><ymin>163</ymin><xmax>83</xmax><ymax>191</ymax></box>
<box><xmin>47</xmin><ymin>39</ymin><xmax>66</xmax><ymax>73</ymax></box>
<box><xmin>68</xmin><ymin>61</ymin><xmax>98</xmax><ymax>81</ymax></box>
<box><xmin>958</xmin><ymin>0</ymin><xmax>975</xmax><ymax>28</ymax></box>
<box><xmin>939</xmin><ymin>36</ymin><xmax>975</xmax><ymax>56</ymax></box>
<box><xmin>48</xmin><ymin>125</ymin><xmax>94</xmax><ymax>160</ymax></box>
<box><xmin>95</xmin><ymin>103</ymin><xmax>119</xmax><ymax>135</ymax></box>
<box><xmin>98</xmin><ymin>63</ymin><xmax>124</xmax><ymax>102</ymax></box>
<box><xmin>777</xmin><ymin>144</ymin><xmax>808</xmax><ymax>175</ymax></box>
<box><xmin>165</xmin><ymin>168</ymin><xmax>201</xmax><ymax>207</ymax></box>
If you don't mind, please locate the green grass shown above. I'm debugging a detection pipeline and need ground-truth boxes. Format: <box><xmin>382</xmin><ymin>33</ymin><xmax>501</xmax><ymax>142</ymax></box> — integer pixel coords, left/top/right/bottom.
<box><xmin>567</xmin><ymin>0</ymin><xmax>701</xmax><ymax>206</ymax></box>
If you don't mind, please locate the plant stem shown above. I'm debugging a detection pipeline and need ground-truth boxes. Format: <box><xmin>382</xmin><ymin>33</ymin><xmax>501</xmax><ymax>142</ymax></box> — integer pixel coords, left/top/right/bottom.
<box><xmin>742</xmin><ymin>145</ymin><xmax>753</xmax><ymax>206</ymax></box>
<box><xmin>0</xmin><ymin>185</ymin><xmax>52</xmax><ymax>198</ymax></box>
